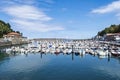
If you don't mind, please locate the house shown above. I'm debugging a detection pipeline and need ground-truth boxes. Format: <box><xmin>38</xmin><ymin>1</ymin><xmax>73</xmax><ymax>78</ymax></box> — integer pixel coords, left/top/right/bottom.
<box><xmin>3</xmin><ymin>32</ymin><xmax>22</xmax><ymax>41</ymax></box>
<box><xmin>94</xmin><ymin>35</ymin><xmax>104</xmax><ymax>41</ymax></box>
<box><xmin>104</xmin><ymin>33</ymin><xmax>120</xmax><ymax>42</ymax></box>
<box><xmin>3</xmin><ymin>32</ymin><xmax>28</xmax><ymax>44</ymax></box>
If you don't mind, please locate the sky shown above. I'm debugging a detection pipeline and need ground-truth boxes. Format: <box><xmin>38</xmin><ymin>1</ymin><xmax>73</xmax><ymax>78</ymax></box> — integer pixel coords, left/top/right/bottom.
<box><xmin>0</xmin><ymin>0</ymin><xmax>120</xmax><ymax>39</ymax></box>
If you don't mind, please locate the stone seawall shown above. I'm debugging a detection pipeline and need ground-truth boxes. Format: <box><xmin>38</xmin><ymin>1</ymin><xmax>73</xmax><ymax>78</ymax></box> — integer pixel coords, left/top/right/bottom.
<box><xmin>0</xmin><ymin>41</ymin><xmax>28</xmax><ymax>47</ymax></box>
<box><xmin>0</xmin><ymin>41</ymin><xmax>12</xmax><ymax>47</ymax></box>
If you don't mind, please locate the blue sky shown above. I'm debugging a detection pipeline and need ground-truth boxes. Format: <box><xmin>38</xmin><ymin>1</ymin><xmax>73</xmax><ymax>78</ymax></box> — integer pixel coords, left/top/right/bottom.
<box><xmin>0</xmin><ymin>0</ymin><xmax>120</xmax><ymax>39</ymax></box>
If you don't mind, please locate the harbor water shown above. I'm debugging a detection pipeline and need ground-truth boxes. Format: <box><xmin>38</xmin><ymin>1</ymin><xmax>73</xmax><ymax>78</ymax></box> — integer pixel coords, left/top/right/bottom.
<box><xmin>0</xmin><ymin>41</ymin><xmax>120</xmax><ymax>80</ymax></box>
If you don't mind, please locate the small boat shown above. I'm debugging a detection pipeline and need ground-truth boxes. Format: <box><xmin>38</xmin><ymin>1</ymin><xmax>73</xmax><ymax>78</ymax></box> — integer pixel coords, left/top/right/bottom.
<box><xmin>54</xmin><ymin>48</ymin><xmax>60</xmax><ymax>54</ymax></box>
<box><xmin>111</xmin><ymin>49</ymin><xmax>120</xmax><ymax>56</ymax></box>
<box><xmin>75</xmin><ymin>52</ymin><xmax>79</xmax><ymax>56</ymax></box>
<box><xmin>97</xmin><ymin>49</ymin><xmax>108</xmax><ymax>56</ymax></box>
<box><xmin>41</xmin><ymin>49</ymin><xmax>46</xmax><ymax>53</ymax></box>
<box><xmin>63</xmin><ymin>49</ymin><xmax>67</xmax><ymax>54</ymax></box>
<box><xmin>46</xmin><ymin>49</ymin><xmax>50</xmax><ymax>53</ymax></box>
<box><xmin>5</xmin><ymin>48</ymin><xmax>12</xmax><ymax>54</ymax></box>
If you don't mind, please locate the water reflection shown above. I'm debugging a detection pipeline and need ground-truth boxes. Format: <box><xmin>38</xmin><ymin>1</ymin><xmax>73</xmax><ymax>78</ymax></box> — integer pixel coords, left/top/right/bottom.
<box><xmin>0</xmin><ymin>42</ymin><xmax>120</xmax><ymax>80</ymax></box>
<box><xmin>0</xmin><ymin>50</ymin><xmax>120</xmax><ymax>80</ymax></box>
<box><xmin>1</xmin><ymin>50</ymin><xmax>120</xmax><ymax>64</ymax></box>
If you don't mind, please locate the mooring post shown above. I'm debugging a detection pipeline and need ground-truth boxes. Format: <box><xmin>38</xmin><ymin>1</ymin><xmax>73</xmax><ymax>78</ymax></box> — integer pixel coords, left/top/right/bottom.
<box><xmin>72</xmin><ymin>44</ymin><xmax>74</xmax><ymax>53</ymax></box>
<box><xmin>40</xmin><ymin>44</ymin><xmax>42</xmax><ymax>52</ymax></box>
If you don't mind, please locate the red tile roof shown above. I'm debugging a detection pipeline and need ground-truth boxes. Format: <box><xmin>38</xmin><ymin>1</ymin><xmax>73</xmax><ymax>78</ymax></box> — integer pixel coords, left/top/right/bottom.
<box><xmin>7</xmin><ymin>32</ymin><xmax>21</xmax><ymax>36</ymax></box>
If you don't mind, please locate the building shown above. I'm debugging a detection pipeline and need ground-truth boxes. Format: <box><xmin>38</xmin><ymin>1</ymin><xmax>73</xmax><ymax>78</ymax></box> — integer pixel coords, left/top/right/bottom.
<box><xmin>104</xmin><ymin>33</ymin><xmax>120</xmax><ymax>42</ymax></box>
<box><xmin>3</xmin><ymin>32</ymin><xmax>28</xmax><ymax>44</ymax></box>
<box><xmin>94</xmin><ymin>35</ymin><xmax>104</xmax><ymax>41</ymax></box>
<box><xmin>3</xmin><ymin>32</ymin><xmax>21</xmax><ymax>41</ymax></box>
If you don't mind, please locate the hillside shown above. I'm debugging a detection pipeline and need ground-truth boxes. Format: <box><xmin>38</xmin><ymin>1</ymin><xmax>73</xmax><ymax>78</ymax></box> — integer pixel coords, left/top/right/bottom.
<box><xmin>0</xmin><ymin>20</ymin><xmax>21</xmax><ymax>38</ymax></box>
<box><xmin>97</xmin><ymin>24</ymin><xmax>120</xmax><ymax>36</ymax></box>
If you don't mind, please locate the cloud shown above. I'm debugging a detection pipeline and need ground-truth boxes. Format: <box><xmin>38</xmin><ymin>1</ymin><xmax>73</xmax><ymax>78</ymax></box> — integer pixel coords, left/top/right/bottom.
<box><xmin>91</xmin><ymin>0</ymin><xmax>120</xmax><ymax>14</ymax></box>
<box><xmin>11</xmin><ymin>19</ymin><xmax>64</xmax><ymax>32</ymax></box>
<box><xmin>1</xmin><ymin>0</ymin><xmax>64</xmax><ymax>33</ymax></box>
<box><xmin>4</xmin><ymin>5</ymin><xmax>52</xmax><ymax>21</ymax></box>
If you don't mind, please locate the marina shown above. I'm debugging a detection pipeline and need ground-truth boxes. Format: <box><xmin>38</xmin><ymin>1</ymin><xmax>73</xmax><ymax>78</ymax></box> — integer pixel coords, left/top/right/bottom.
<box><xmin>0</xmin><ymin>40</ymin><xmax>120</xmax><ymax>80</ymax></box>
<box><xmin>0</xmin><ymin>0</ymin><xmax>120</xmax><ymax>80</ymax></box>
<box><xmin>1</xmin><ymin>40</ymin><xmax>120</xmax><ymax>57</ymax></box>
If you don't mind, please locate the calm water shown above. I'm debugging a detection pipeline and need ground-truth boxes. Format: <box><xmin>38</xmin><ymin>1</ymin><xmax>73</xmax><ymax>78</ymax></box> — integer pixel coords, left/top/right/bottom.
<box><xmin>0</xmin><ymin>52</ymin><xmax>120</xmax><ymax>80</ymax></box>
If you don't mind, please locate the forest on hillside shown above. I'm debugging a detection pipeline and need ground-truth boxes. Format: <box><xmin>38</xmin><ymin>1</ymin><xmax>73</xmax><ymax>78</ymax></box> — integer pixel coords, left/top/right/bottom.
<box><xmin>0</xmin><ymin>20</ymin><xmax>21</xmax><ymax>38</ymax></box>
<box><xmin>97</xmin><ymin>24</ymin><xmax>120</xmax><ymax>36</ymax></box>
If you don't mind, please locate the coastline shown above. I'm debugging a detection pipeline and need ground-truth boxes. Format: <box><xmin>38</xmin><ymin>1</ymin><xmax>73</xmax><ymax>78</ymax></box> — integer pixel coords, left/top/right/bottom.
<box><xmin>0</xmin><ymin>41</ymin><xmax>29</xmax><ymax>48</ymax></box>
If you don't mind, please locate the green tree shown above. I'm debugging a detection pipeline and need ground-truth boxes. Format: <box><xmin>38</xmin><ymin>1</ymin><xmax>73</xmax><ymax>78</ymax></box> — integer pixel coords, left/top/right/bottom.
<box><xmin>97</xmin><ymin>24</ymin><xmax>120</xmax><ymax>36</ymax></box>
<box><xmin>0</xmin><ymin>20</ymin><xmax>22</xmax><ymax>38</ymax></box>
